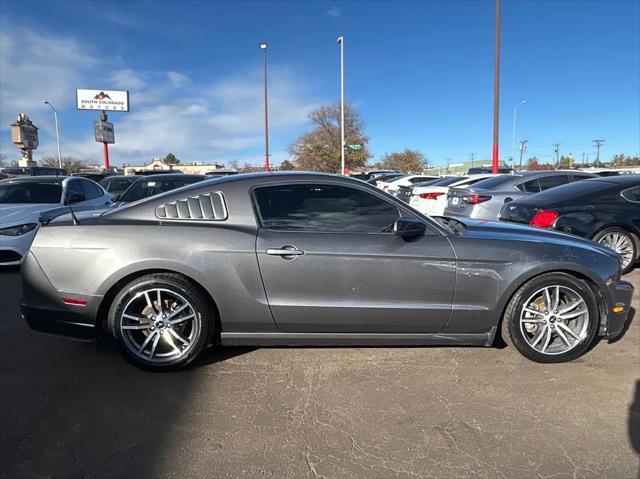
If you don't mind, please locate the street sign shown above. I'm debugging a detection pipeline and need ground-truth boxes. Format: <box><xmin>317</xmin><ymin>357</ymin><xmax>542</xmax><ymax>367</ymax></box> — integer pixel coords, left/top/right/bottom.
<box><xmin>346</xmin><ymin>144</ymin><xmax>362</xmax><ymax>150</ymax></box>
<box><xmin>77</xmin><ymin>89</ymin><xmax>129</xmax><ymax>111</ymax></box>
<box><xmin>94</xmin><ymin>120</ymin><xmax>115</xmax><ymax>144</ymax></box>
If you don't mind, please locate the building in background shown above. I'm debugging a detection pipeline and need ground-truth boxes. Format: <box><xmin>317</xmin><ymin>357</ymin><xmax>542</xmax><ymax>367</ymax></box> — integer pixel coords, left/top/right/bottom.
<box><xmin>123</xmin><ymin>157</ymin><xmax>230</xmax><ymax>175</ymax></box>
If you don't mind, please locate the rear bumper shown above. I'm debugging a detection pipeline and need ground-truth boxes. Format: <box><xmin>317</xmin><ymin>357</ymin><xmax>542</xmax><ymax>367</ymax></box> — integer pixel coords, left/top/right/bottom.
<box><xmin>603</xmin><ymin>280</ymin><xmax>634</xmax><ymax>340</ymax></box>
<box><xmin>20</xmin><ymin>251</ymin><xmax>101</xmax><ymax>340</ymax></box>
<box><xmin>22</xmin><ymin>306</ymin><xmax>97</xmax><ymax>340</ymax></box>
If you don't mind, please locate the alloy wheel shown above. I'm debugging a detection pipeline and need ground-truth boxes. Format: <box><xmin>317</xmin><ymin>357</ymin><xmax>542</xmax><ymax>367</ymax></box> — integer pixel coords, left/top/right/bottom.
<box><xmin>119</xmin><ymin>288</ymin><xmax>200</xmax><ymax>363</ymax></box>
<box><xmin>519</xmin><ymin>285</ymin><xmax>589</xmax><ymax>355</ymax></box>
<box><xmin>596</xmin><ymin>232</ymin><xmax>635</xmax><ymax>270</ymax></box>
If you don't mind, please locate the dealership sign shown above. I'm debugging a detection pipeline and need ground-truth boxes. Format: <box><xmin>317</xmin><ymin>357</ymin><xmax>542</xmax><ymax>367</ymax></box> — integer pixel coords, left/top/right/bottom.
<box><xmin>94</xmin><ymin>120</ymin><xmax>115</xmax><ymax>144</ymax></box>
<box><xmin>11</xmin><ymin>113</ymin><xmax>39</xmax><ymax>150</ymax></box>
<box><xmin>77</xmin><ymin>89</ymin><xmax>129</xmax><ymax>111</ymax></box>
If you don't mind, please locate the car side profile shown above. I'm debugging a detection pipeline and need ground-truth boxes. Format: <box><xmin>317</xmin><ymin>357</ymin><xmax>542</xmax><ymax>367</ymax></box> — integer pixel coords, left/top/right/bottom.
<box><xmin>444</xmin><ymin>170</ymin><xmax>597</xmax><ymax>220</ymax></box>
<box><xmin>499</xmin><ymin>175</ymin><xmax>640</xmax><ymax>274</ymax></box>
<box><xmin>21</xmin><ymin>173</ymin><xmax>633</xmax><ymax>370</ymax></box>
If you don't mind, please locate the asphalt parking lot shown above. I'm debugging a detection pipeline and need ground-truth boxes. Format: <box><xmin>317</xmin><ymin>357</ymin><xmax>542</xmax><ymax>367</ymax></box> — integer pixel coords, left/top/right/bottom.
<box><xmin>1</xmin><ymin>267</ymin><xmax>639</xmax><ymax>479</ymax></box>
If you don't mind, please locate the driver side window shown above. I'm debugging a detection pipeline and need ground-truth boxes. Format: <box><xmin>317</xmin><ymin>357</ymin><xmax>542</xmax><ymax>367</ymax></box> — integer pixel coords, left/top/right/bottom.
<box><xmin>254</xmin><ymin>184</ymin><xmax>400</xmax><ymax>233</ymax></box>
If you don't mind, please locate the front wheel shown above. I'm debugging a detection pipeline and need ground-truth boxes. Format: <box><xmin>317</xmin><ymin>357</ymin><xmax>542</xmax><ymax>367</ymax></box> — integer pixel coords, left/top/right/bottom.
<box><xmin>108</xmin><ymin>273</ymin><xmax>215</xmax><ymax>371</ymax></box>
<box><xmin>501</xmin><ymin>273</ymin><xmax>598</xmax><ymax>363</ymax></box>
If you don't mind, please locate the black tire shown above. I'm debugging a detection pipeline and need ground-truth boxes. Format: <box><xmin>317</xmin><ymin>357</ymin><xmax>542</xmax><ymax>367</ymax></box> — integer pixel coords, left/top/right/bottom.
<box><xmin>592</xmin><ymin>227</ymin><xmax>638</xmax><ymax>274</ymax></box>
<box><xmin>108</xmin><ymin>273</ymin><xmax>215</xmax><ymax>371</ymax></box>
<box><xmin>501</xmin><ymin>273</ymin><xmax>599</xmax><ymax>363</ymax></box>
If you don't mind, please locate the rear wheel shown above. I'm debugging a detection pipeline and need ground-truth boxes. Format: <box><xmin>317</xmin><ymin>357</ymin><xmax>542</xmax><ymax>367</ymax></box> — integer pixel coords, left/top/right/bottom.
<box><xmin>108</xmin><ymin>273</ymin><xmax>215</xmax><ymax>370</ymax></box>
<box><xmin>501</xmin><ymin>273</ymin><xmax>598</xmax><ymax>363</ymax></box>
<box><xmin>593</xmin><ymin>227</ymin><xmax>637</xmax><ymax>274</ymax></box>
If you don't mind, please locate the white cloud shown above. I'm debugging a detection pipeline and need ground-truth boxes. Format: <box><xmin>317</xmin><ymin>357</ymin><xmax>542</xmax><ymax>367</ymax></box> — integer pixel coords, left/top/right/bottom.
<box><xmin>0</xmin><ymin>20</ymin><xmax>321</xmax><ymax>167</ymax></box>
<box><xmin>327</xmin><ymin>6</ymin><xmax>341</xmax><ymax>18</ymax></box>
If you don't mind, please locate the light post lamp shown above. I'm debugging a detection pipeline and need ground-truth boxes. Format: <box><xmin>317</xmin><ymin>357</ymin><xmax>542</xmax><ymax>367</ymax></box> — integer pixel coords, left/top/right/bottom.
<box><xmin>42</xmin><ymin>100</ymin><xmax>62</xmax><ymax>168</ymax></box>
<box><xmin>259</xmin><ymin>43</ymin><xmax>270</xmax><ymax>172</ymax></box>
<box><xmin>511</xmin><ymin>99</ymin><xmax>526</xmax><ymax>167</ymax></box>
<box><xmin>337</xmin><ymin>35</ymin><xmax>345</xmax><ymax>175</ymax></box>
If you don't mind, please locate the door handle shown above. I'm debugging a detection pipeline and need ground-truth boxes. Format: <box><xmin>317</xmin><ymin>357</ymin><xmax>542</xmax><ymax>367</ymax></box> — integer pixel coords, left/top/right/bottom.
<box><xmin>266</xmin><ymin>245</ymin><xmax>305</xmax><ymax>259</ymax></box>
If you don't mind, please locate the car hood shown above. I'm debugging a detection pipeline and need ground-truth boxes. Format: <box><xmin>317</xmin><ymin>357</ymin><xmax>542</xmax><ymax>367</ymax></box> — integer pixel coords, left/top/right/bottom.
<box><xmin>0</xmin><ymin>203</ymin><xmax>61</xmax><ymax>227</ymax></box>
<box><xmin>451</xmin><ymin>217</ymin><xmax>618</xmax><ymax>258</ymax></box>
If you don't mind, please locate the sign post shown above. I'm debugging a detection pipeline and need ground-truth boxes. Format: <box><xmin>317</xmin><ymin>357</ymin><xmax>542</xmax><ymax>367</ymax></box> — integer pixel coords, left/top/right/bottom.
<box><xmin>77</xmin><ymin>89</ymin><xmax>128</xmax><ymax>170</ymax></box>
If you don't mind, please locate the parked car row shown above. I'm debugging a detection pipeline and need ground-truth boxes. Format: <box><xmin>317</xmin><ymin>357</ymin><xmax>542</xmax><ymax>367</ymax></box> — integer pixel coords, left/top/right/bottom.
<box><xmin>377</xmin><ymin>170</ymin><xmax>639</xmax><ymax>273</ymax></box>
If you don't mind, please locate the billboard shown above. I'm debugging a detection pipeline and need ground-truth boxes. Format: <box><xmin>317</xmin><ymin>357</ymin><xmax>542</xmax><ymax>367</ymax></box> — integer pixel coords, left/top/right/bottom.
<box><xmin>94</xmin><ymin>120</ymin><xmax>115</xmax><ymax>144</ymax></box>
<box><xmin>77</xmin><ymin>89</ymin><xmax>129</xmax><ymax>111</ymax></box>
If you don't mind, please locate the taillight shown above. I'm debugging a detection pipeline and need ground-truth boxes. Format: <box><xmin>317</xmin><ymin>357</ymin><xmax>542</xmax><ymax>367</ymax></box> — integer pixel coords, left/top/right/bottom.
<box><xmin>462</xmin><ymin>194</ymin><xmax>492</xmax><ymax>204</ymax></box>
<box><xmin>529</xmin><ymin>209</ymin><xmax>559</xmax><ymax>228</ymax></box>
<box><xmin>382</xmin><ymin>185</ymin><xmax>389</xmax><ymax>190</ymax></box>
<box><xmin>419</xmin><ymin>192</ymin><xmax>445</xmax><ymax>200</ymax></box>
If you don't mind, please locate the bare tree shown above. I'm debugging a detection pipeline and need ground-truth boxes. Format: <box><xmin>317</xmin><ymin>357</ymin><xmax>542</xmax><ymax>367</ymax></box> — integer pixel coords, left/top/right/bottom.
<box><xmin>41</xmin><ymin>156</ymin><xmax>89</xmax><ymax>173</ymax></box>
<box><xmin>289</xmin><ymin>102</ymin><xmax>370</xmax><ymax>173</ymax></box>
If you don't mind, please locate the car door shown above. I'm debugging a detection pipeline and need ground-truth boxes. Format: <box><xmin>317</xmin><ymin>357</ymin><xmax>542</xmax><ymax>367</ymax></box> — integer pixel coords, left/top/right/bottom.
<box><xmin>254</xmin><ymin>182</ymin><xmax>456</xmax><ymax>333</ymax></box>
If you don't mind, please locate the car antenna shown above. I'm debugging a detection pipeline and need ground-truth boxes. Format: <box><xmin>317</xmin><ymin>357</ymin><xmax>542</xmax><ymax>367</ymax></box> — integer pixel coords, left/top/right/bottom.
<box><xmin>59</xmin><ymin>177</ymin><xmax>80</xmax><ymax>225</ymax></box>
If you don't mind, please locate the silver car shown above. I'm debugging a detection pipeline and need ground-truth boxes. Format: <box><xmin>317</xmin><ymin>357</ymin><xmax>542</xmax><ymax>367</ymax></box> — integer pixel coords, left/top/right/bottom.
<box><xmin>21</xmin><ymin>172</ymin><xmax>633</xmax><ymax>370</ymax></box>
<box><xmin>443</xmin><ymin>171</ymin><xmax>597</xmax><ymax>220</ymax></box>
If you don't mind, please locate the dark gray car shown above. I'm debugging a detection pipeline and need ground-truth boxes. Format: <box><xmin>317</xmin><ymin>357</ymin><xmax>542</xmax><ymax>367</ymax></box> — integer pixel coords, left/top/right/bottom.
<box><xmin>443</xmin><ymin>170</ymin><xmax>597</xmax><ymax>220</ymax></box>
<box><xmin>21</xmin><ymin>173</ymin><xmax>633</xmax><ymax>370</ymax></box>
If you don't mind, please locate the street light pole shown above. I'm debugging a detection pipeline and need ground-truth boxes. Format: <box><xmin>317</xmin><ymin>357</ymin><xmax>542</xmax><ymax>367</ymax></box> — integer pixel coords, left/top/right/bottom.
<box><xmin>511</xmin><ymin>99</ymin><xmax>526</xmax><ymax>165</ymax></box>
<box><xmin>337</xmin><ymin>35</ymin><xmax>345</xmax><ymax>175</ymax></box>
<box><xmin>43</xmin><ymin>100</ymin><xmax>62</xmax><ymax>168</ymax></box>
<box><xmin>259</xmin><ymin>43</ymin><xmax>270</xmax><ymax>172</ymax></box>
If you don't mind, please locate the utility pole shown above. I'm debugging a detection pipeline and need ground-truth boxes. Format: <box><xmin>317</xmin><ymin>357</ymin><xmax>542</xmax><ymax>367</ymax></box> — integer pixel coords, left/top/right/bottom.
<box><xmin>518</xmin><ymin>139</ymin><xmax>528</xmax><ymax>171</ymax></box>
<box><xmin>470</xmin><ymin>153</ymin><xmax>475</xmax><ymax>169</ymax></box>
<box><xmin>337</xmin><ymin>36</ymin><xmax>345</xmax><ymax>175</ymax></box>
<box><xmin>446</xmin><ymin>158</ymin><xmax>450</xmax><ymax>174</ymax></box>
<box><xmin>582</xmin><ymin>152</ymin><xmax>586</xmax><ymax>166</ymax></box>
<box><xmin>592</xmin><ymin>139</ymin><xmax>605</xmax><ymax>166</ymax></box>
<box><xmin>491</xmin><ymin>0</ymin><xmax>501</xmax><ymax>174</ymax></box>
<box><xmin>553</xmin><ymin>143</ymin><xmax>561</xmax><ymax>163</ymax></box>
<box><xmin>43</xmin><ymin>101</ymin><xmax>62</xmax><ymax>168</ymax></box>
<box><xmin>259</xmin><ymin>43</ymin><xmax>270</xmax><ymax>172</ymax></box>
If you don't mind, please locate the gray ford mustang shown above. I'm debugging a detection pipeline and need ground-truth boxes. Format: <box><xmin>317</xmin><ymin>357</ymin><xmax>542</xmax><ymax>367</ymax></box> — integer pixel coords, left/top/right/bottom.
<box><xmin>21</xmin><ymin>172</ymin><xmax>634</xmax><ymax>370</ymax></box>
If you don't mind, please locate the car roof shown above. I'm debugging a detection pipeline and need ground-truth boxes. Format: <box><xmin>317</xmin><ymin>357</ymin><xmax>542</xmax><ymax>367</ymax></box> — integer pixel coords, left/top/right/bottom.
<box><xmin>585</xmin><ymin>174</ymin><xmax>640</xmax><ymax>186</ymax></box>
<box><xmin>0</xmin><ymin>175</ymin><xmax>69</xmax><ymax>183</ymax></box>
<box><xmin>133</xmin><ymin>173</ymin><xmax>206</xmax><ymax>180</ymax></box>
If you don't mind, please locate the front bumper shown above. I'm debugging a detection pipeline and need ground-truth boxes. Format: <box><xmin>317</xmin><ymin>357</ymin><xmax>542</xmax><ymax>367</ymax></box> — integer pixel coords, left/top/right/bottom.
<box><xmin>603</xmin><ymin>280</ymin><xmax>634</xmax><ymax>340</ymax></box>
<box><xmin>0</xmin><ymin>229</ymin><xmax>36</xmax><ymax>265</ymax></box>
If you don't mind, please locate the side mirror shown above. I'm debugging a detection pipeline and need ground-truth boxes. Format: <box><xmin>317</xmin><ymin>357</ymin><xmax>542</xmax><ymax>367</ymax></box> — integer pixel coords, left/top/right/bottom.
<box><xmin>68</xmin><ymin>193</ymin><xmax>86</xmax><ymax>204</ymax></box>
<box><xmin>393</xmin><ymin>217</ymin><xmax>426</xmax><ymax>239</ymax></box>
<box><xmin>112</xmin><ymin>194</ymin><xmax>121</xmax><ymax>202</ymax></box>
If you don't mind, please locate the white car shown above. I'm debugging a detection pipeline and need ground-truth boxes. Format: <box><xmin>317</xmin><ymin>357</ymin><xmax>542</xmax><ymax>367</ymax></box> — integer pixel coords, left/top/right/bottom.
<box><xmin>0</xmin><ymin>176</ymin><xmax>113</xmax><ymax>265</ymax></box>
<box><xmin>377</xmin><ymin>175</ymin><xmax>439</xmax><ymax>194</ymax></box>
<box><xmin>409</xmin><ymin>174</ymin><xmax>496</xmax><ymax>216</ymax></box>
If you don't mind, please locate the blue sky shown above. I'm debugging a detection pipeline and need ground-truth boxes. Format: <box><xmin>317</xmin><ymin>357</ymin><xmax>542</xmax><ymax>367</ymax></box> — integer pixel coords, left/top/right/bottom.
<box><xmin>1</xmin><ymin>0</ymin><xmax>638</xmax><ymax>168</ymax></box>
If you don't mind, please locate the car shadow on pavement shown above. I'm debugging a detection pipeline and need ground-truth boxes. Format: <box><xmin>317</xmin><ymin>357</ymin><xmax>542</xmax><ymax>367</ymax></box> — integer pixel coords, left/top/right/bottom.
<box><xmin>190</xmin><ymin>345</ymin><xmax>257</xmax><ymax>368</ymax></box>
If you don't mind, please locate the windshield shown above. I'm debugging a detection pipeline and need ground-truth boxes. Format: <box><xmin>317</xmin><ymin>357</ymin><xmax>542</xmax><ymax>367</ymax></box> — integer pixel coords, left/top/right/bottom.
<box><xmin>429</xmin><ymin>176</ymin><xmax>466</xmax><ymax>187</ymax></box>
<box><xmin>470</xmin><ymin>175</ymin><xmax>517</xmax><ymax>189</ymax></box>
<box><xmin>0</xmin><ymin>182</ymin><xmax>62</xmax><ymax>204</ymax></box>
<box><xmin>120</xmin><ymin>177</ymin><xmax>204</xmax><ymax>202</ymax></box>
<box><xmin>102</xmin><ymin>177</ymin><xmax>137</xmax><ymax>194</ymax></box>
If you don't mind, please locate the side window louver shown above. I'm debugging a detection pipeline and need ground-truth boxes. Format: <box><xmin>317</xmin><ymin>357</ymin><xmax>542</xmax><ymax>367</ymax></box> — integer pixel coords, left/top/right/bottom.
<box><xmin>155</xmin><ymin>192</ymin><xmax>227</xmax><ymax>221</ymax></box>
